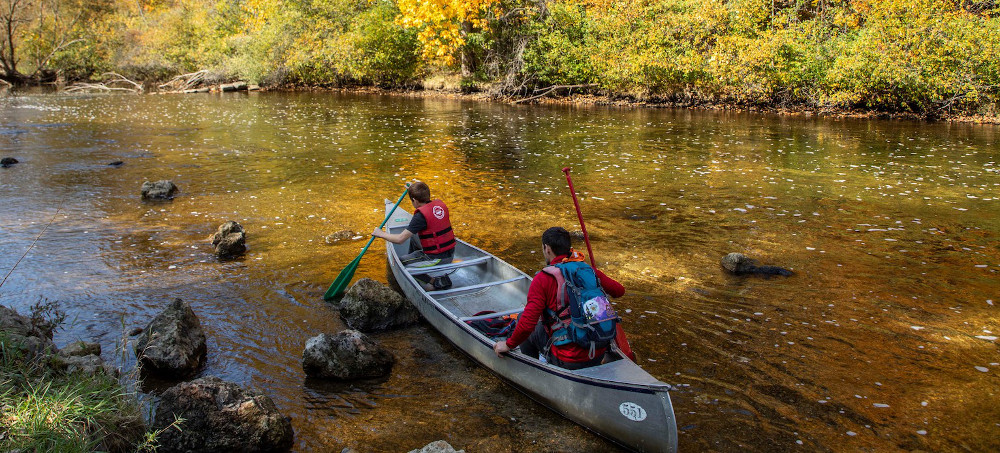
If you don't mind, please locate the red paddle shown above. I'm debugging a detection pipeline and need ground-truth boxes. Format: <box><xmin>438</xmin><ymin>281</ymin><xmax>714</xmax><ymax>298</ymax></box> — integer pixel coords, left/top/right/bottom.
<box><xmin>562</xmin><ymin>167</ymin><xmax>637</xmax><ymax>362</ymax></box>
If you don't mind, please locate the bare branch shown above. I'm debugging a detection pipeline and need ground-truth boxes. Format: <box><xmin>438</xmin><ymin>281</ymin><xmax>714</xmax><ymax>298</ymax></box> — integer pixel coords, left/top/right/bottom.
<box><xmin>513</xmin><ymin>84</ymin><xmax>598</xmax><ymax>104</ymax></box>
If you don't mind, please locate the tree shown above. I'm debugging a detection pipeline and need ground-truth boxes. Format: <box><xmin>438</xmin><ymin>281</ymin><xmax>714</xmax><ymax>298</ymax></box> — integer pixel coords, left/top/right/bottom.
<box><xmin>395</xmin><ymin>0</ymin><xmax>500</xmax><ymax>75</ymax></box>
<box><xmin>0</xmin><ymin>0</ymin><xmax>111</xmax><ymax>82</ymax></box>
<box><xmin>0</xmin><ymin>0</ymin><xmax>29</xmax><ymax>80</ymax></box>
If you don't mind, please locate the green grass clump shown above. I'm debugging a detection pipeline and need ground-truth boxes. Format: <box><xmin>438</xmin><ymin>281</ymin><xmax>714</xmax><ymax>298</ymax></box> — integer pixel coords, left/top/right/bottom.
<box><xmin>0</xmin><ymin>308</ymin><xmax>148</xmax><ymax>453</ymax></box>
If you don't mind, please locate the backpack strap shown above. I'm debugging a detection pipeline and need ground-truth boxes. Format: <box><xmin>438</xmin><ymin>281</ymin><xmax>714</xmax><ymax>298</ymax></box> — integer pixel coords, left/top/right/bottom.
<box><xmin>541</xmin><ymin>266</ymin><xmax>565</xmax><ymax>307</ymax></box>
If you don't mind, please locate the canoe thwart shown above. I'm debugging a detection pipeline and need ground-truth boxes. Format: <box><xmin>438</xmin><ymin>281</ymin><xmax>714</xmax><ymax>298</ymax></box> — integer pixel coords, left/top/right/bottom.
<box><xmin>429</xmin><ymin>276</ymin><xmax>526</xmax><ymax>296</ymax></box>
<box><xmin>406</xmin><ymin>256</ymin><xmax>491</xmax><ymax>275</ymax></box>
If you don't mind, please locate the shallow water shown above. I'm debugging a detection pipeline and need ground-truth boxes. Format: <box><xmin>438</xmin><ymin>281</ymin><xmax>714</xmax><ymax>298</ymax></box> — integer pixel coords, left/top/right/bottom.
<box><xmin>1</xmin><ymin>92</ymin><xmax>997</xmax><ymax>452</ymax></box>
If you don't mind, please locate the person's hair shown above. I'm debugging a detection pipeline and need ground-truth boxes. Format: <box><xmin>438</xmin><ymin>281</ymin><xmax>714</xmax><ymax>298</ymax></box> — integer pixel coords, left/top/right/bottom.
<box><xmin>542</xmin><ymin>227</ymin><xmax>571</xmax><ymax>256</ymax></box>
<box><xmin>408</xmin><ymin>181</ymin><xmax>431</xmax><ymax>203</ymax></box>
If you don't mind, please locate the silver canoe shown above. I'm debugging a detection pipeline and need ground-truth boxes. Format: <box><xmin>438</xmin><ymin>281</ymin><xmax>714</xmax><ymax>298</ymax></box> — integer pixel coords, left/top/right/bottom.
<box><xmin>382</xmin><ymin>200</ymin><xmax>678</xmax><ymax>453</ymax></box>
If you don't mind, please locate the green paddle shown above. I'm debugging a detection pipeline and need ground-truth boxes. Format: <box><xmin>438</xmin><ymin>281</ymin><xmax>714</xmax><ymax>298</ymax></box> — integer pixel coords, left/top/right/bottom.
<box><xmin>323</xmin><ymin>186</ymin><xmax>410</xmax><ymax>300</ymax></box>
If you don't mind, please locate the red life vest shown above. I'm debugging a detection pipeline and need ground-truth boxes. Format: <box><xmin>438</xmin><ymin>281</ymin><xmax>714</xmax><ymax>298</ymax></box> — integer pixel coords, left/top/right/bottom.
<box><xmin>415</xmin><ymin>200</ymin><xmax>455</xmax><ymax>254</ymax></box>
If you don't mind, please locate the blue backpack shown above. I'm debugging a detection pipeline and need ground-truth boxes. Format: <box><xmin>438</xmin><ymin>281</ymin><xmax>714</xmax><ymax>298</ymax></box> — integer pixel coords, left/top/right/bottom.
<box><xmin>542</xmin><ymin>261</ymin><xmax>620</xmax><ymax>356</ymax></box>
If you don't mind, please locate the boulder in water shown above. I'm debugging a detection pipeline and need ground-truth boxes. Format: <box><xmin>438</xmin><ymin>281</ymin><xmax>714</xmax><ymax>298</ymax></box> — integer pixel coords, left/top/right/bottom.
<box><xmin>338</xmin><ymin>278</ymin><xmax>418</xmax><ymax>332</ymax></box>
<box><xmin>133</xmin><ymin>298</ymin><xmax>207</xmax><ymax>378</ymax></box>
<box><xmin>721</xmin><ymin>253</ymin><xmax>793</xmax><ymax>277</ymax></box>
<box><xmin>141</xmin><ymin>180</ymin><xmax>178</xmax><ymax>200</ymax></box>
<box><xmin>152</xmin><ymin>376</ymin><xmax>294</xmax><ymax>453</ymax></box>
<box><xmin>302</xmin><ymin>330</ymin><xmax>395</xmax><ymax>380</ymax></box>
<box><xmin>211</xmin><ymin>221</ymin><xmax>247</xmax><ymax>258</ymax></box>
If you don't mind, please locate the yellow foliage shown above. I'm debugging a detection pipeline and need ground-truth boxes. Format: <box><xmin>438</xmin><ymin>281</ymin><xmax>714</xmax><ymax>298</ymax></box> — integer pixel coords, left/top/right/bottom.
<box><xmin>395</xmin><ymin>0</ymin><xmax>499</xmax><ymax>65</ymax></box>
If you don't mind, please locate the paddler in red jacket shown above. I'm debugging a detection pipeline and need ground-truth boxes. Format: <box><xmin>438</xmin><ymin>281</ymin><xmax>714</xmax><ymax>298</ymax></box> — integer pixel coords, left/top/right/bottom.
<box><xmin>372</xmin><ymin>180</ymin><xmax>455</xmax><ymax>290</ymax></box>
<box><xmin>493</xmin><ymin>227</ymin><xmax>625</xmax><ymax>369</ymax></box>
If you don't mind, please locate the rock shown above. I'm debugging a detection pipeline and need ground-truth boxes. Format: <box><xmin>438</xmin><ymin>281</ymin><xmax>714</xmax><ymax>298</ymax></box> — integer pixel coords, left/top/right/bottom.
<box><xmin>108</xmin><ymin>160</ymin><xmax>124</xmax><ymax>167</ymax></box>
<box><xmin>324</xmin><ymin>230</ymin><xmax>356</xmax><ymax>244</ymax></box>
<box><xmin>141</xmin><ymin>180</ymin><xmax>178</xmax><ymax>200</ymax></box>
<box><xmin>302</xmin><ymin>330</ymin><xmax>394</xmax><ymax>380</ymax></box>
<box><xmin>152</xmin><ymin>376</ymin><xmax>293</xmax><ymax>453</ymax></box>
<box><xmin>61</xmin><ymin>340</ymin><xmax>101</xmax><ymax>357</ymax></box>
<box><xmin>134</xmin><ymin>298</ymin><xmax>207</xmax><ymax>378</ymax></box>
<box><xmin>211</xmin><ymin>221</ymin><xmax>247</xmax><ymax>258</ymax></box>
<box><xmin>408</xmin><ymin>440</ymin><xmax>465</xmax><ymax>453</ymax></box>
<box><xmin>1</xmin><ymin>157</ymin><xmax>18</xmax><ymax>167</ymax></box>
<box><xmin>338</xmin><ymin>278</ymin><xmax>418</xmax><ymax>332</ymax></box>
<box><xmin>57</xmin><ymin>354</ymin><xmax>117</xmax><ymax>376</ymax></box>
<box><xmin>721</xmin><ymin>253</ymin><xmax>793</xmax><ymax>277</ymax></box>
<box><xmin>0</xmin><ymin>305</ymin><xmax>57</xmax><ymax>361</ymax></box>
<box><xmin>721</xmin><ymin>253</ymin><xmax>754</xmax><ymax>273</ymax></box>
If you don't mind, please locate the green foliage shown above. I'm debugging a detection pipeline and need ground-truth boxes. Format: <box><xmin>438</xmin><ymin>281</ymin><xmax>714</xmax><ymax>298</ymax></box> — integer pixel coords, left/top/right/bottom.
<box><xmin>283</xmin><ymin>0</ymin><xmax>421</xmax><ymax>85</ymax></box>
<box><xmin>4</xmin><ymin>0</ymin><xmax>995</xmax><ymax>116</ymax></box>
<box><xmin>522</xmin><ymin>2</ymin><xmax>596</xmax><ymax>86</ymax></box>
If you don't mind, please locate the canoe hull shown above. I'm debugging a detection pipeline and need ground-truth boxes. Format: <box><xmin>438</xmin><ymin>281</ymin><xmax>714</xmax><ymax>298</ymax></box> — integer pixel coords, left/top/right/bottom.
<box><xmin>384</xmin><ymin>201</ymin><xmax>677</xmax><ymax>453</ymax></box>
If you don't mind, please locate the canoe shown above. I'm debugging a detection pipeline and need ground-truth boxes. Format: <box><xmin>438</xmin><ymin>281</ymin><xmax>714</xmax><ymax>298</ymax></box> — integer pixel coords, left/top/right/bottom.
<box><xmin>382</xmin><ymin>200</ymin><xmax>678</xmax><ymax>452</ymax></box>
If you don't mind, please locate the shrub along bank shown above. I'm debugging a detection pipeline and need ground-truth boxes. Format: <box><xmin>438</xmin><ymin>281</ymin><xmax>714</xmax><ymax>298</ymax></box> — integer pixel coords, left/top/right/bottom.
<box><xmin>1</xmin><ymin>0</ymin><xmax>997</xmax><ymax>118</ymax></box>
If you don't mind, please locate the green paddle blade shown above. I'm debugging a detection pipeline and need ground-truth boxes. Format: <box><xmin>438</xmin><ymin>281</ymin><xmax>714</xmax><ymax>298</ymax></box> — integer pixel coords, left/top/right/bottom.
<box><xmin>323</xmin><ymin>185</ymin><xmax>410</xmax><ymax>301</ymax></box>
<box><xmin>323</xmin><ymin>255</ymin><xmax>360</xmax><ymax>300</ymax></box>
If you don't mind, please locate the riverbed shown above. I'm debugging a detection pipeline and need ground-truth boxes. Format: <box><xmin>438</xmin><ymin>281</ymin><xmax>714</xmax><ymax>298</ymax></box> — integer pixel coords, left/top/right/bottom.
<box><xmin>1</xmin><ymin>92</ymin><xmax>997</xmax><ymax>452</ymax></box>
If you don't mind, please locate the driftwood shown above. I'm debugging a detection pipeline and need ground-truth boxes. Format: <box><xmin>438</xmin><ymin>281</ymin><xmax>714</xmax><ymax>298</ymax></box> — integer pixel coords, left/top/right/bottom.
<box><xmin>158</xmin><ymin>70</ymin><xmax>212</xmax><ymax>92</ymax></box>
<box><xmin>64</xmin><ymin>72</ymin><xmax>142</xmax><ymax>93</ymax></box>
<box><xmin>512</xmin><ymin>84</ymin><xmax>598</xmax><ymax>104</ymax></box>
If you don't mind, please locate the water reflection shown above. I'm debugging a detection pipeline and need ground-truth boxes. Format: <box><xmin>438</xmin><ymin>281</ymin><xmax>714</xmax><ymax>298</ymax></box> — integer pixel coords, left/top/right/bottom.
<box><xmin>0</xmin><ymin>92</ymin><xmax>997</xmax><ymax>452</ymax></box>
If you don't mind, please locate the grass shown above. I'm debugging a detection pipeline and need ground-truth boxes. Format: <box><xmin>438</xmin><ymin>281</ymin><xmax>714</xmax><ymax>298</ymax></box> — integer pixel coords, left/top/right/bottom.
<box><xmin>0</xmin><ymin>304</ymin><xmax>154</xmax><ymax>453</ymax></box>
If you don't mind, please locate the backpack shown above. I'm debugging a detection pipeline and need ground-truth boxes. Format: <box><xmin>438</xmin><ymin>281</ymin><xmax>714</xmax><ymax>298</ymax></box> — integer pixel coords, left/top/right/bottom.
<box><xmin>542</xmin><ymin>261</ymin><xmax>620</xmax><ymax>356</ymax></box>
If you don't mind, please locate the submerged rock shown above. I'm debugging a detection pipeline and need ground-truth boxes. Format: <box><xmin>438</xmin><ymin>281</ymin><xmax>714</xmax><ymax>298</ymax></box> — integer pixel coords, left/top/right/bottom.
<box><xmin>1</xmin><ymin>157</ymin><xmax>18</xmax><ymax>167</ymax></box>
<box><xmin>141</xmin><ymin>180</ymin><xmax>178</xmax><ymax>200</ymax></box>
<box><xmin>721</xmin><ymin>253</ymin><xmax>793</xmax><ymax>277</ymax></box>
<box><xmin>408</xmin><ymin>440</ymin><xmax>465</xmax><ymax>453</ymax></box>
<box><xmin>338</xmin><ymin>278</ymin><xmax>418</xmax><ymax>332</ymax></box>
<box><xmin>324</xmin><ymin>230</ymin><xmax>357</xmax><ymax>244</ymax></box>
<box><xmin>134</xmin><ymin>298</ymin><xmax>207</xmax><ymax>378</ymax></box>
<box><xmin>211</xmin><ymin>221</ymin><xmax>247</xmax><ymax>258</ymax></box>
<box><xmin>302</xmin><ymin>330</ymin><xmax>394</xmax><ymax>380</ymax></box>
<box><xmin>153</xmin><ymin>376</ymin><xmax>293</xmax><ymax>453</ymax></box>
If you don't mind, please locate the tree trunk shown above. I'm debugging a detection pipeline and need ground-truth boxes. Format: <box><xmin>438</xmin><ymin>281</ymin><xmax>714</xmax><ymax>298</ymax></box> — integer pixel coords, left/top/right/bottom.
<box><xmin>460</xmin><ymin>20</ymin><xmax>474</xmax><ymax>77</ymax></box>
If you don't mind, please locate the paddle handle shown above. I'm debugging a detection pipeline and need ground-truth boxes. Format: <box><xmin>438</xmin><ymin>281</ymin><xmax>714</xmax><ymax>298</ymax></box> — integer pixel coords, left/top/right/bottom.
<box><xmin>361</xmin><ymin>185</ymin><xmax>411</xmax><ymax>256</ymax></box>
<box><xmin>562</xmin><ymin>167</ymin><xmax>596</xmax><ymax>268</ymax></box>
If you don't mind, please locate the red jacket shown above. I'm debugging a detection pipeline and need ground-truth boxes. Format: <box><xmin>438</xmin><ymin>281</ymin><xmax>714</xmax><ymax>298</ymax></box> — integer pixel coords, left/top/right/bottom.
<box><xmin>505</xmin><ymin>255</ymin><xmax>626</xmax><ymax>363</ymax></box>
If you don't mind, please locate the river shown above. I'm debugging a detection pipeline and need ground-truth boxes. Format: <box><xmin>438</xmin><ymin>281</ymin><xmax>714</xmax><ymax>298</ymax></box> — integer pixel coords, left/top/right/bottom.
<box><xmin>1</xmin><ymin>92</ymin><xmax>997</xmax><ymax>452</ymax></box>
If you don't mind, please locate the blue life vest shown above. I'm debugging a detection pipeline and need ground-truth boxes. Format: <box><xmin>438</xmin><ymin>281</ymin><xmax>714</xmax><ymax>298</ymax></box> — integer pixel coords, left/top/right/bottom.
<box><xmin>542</xmin><ymin>261</ymin><xmax>620</xmax><ymax>356</ymax></box>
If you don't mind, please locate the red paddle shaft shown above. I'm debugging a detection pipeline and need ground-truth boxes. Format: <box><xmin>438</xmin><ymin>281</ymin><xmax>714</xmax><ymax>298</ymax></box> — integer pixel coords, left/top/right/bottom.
<box><xmin>561</xmin><ymin>167</ymin><xmax>637</xmax><ymax>362</ymax></box>
<box><xmin>562</xmin><ymin>167</ymin><xmax>596</xmax><ymax>268</ymax></box>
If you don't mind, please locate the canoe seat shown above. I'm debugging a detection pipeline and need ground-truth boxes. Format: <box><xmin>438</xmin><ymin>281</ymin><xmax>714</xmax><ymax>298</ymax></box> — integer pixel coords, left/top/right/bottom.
<box><xmin>405</xmin><ymin>256</ymin><xmax>491</xmax><ymax>274</ymax></box>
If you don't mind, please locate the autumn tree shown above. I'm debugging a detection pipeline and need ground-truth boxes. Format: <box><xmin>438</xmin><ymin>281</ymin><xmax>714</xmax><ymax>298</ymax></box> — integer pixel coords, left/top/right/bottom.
<box><xmin>395</xmin><ymin>0</ymin><xmax>501</xmax><ymax>75</ymax></box>
<box><xmin>0</xmin><ymin>0</ymin><xmax>113</xmax><ymax>82</ymax></box>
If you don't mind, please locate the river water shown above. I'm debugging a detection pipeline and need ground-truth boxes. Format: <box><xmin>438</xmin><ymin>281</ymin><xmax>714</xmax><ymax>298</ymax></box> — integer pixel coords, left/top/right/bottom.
<box><xmin>0</xmin><ymin>92</ymin><xmax>997</xmax><ymax>452</ymax></box>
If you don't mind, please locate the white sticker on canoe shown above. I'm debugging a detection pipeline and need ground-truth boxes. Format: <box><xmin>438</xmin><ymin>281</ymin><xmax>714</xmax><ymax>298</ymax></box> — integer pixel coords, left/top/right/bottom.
<box><xmin>619</xmin><ymin>402</ymin><xmax>647</xmax><ymax>422</ymax></box>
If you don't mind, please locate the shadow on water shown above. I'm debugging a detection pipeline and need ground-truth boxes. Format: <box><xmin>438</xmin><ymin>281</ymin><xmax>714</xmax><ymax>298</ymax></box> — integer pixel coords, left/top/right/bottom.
<box><xmin>1</xmin><ymin>92</ymin><xmax>998</xmax><ymax>452</ymax></box>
